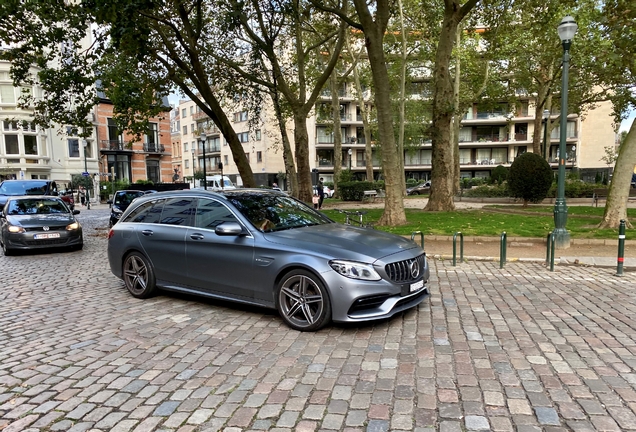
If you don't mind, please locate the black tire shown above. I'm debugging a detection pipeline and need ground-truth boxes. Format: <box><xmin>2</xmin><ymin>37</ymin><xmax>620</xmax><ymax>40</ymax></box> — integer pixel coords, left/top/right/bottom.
<box><xmin>276</xmin><ymin>269</ymin><xmax>331</xmax><ymax>331</ymax></box>
<box><xmin>2</xmin><ymin>239</ymin><xmax>14</xmax><ymax>256</ymax></box>
<box><xmin>123</xmin><ymin>252</ymin><xmax>156</xmax><ymax>299</ymax></box>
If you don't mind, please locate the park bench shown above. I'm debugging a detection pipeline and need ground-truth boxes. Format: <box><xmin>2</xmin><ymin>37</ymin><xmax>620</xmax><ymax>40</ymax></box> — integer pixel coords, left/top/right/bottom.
<box><xmin>362</xmin><ymin>190</ymin><xmax>378</xmax><ymax>202</ymax></box>
<box><xmin>592</xmin><ymin>188</ymin><xmax>636</xmax><ymax>207</ymax></box>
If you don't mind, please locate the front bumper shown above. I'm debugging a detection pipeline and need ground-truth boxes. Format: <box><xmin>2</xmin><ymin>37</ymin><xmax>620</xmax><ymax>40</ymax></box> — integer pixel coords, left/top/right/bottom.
<box><xmin>3</xmin><ymin>229</ymin><xmax>83</xmax><ymax>250</ymax></box>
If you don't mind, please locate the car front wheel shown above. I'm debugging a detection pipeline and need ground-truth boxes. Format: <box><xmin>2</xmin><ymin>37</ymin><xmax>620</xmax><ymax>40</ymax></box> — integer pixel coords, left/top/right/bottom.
<box><xmin>123</xmin><ymin>252</ymin><xmax>156</xmax><ymax>299</ymax></box>
<box><xmin>276</xmin><ymin>270</ymin><xmax>331</xmax><ymax>331</ymax></box>
<box><xmin>1</xmin><ymin>238</ymin><xmax>14</xmax><ymax>256</ymax></box>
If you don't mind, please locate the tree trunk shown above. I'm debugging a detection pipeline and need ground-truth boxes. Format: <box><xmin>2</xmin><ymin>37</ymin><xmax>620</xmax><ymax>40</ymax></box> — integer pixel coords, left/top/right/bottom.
<box><xmin>397</xmin><ymin>0</ymin><xmax>407</xmax><ymax>194</ymax></box>
<box><xmin>271</xmin><ymin>93</ymin><xmax>298</xmax><ymax>197</ymax></box>
<box><xmin>364</xmin><ymin>32</ymin><xmax>406</xmax><ymax>225</ymax></box>
<box><xmin>598</xmin><ymin>120</ymin><xmax>635</xmax><ymax>229</ymax></box>
<box><xmin>427</xmin><ymin>9</ymin><xmax>459</xmax><ymax>211</ymax></box>
<box><xmin>293</xmin><ymin>113</ymin><xmax>313</xmax><ymax>203</ymax></box>
<box><xmin>452</xmin><ymin>25</ymin><xmax>461</xmax><ymax>194</ymax></box>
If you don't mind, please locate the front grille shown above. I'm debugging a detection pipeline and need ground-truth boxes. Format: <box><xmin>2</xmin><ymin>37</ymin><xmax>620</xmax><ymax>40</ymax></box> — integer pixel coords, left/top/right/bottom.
<box><xmin>385</xmin><ymin>253</ymin><xmax>426</xmax><ymax>283</ymax></box>
<box><xmin>24</xmin><ymin>238</ymin><xmax>70</xmax><ymax>246</ymax></box>
<box><xmin>25</xmin><ymin>226</ymin><xmax>67</xmax><ymax>232</ymax></box>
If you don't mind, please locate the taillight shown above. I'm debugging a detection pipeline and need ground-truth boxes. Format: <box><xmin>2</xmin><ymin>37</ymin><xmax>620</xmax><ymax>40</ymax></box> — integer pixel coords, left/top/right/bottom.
<box><xmin>108</xmin><ymin>229</ymin><xmax>115</xmax><ymax>239</ymax></box>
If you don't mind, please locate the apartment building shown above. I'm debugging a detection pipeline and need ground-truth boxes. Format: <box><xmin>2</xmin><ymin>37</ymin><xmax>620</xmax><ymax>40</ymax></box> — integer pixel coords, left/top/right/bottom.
<box><xmin>170</xmin><ymin>106</ymin><xmax>182</xmax><ymax>182</ymax></box>
<box><xmin>313</xmin><ymin>82</ymin><xmax>615</xmax><ymax>182</ymax></box>
<box><xmin>177</xmin><ymin>99</ymin><xmax>286</xmax><ymax>188</ymax></box>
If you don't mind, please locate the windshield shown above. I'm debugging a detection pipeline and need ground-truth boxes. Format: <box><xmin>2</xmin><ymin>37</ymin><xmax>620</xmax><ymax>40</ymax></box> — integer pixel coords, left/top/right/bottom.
<box><xmin>0</xmin><ymin>181</ymin><xmax>50</xmax><ymax>195</ymax></box>
<box><xmin>7</xmin><ymin>198</ymin><xmax>69</xmax><ymax>215</ymax></box>
<box><xmin>114</xmin><ymin>191</ymin><xmax>144</xmax><ymax>206</ymax></box>
<box><xmin>226</xmin><ymin>193</ymin><xmax>333</xmax><ymax>232</ymax></box>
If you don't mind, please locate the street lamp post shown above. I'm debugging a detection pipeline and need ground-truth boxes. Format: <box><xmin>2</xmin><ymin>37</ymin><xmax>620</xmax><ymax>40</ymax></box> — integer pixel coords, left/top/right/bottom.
<box><xmin>348</xmin><ymin>148</ymin><xmax>352</xmax><ymax>171</ymax></box>
<box><xmin>542</xmin><ymin>109</ymin><xmax>550</xmax><ymax>161</ymax></box>
<box><xmin>82</xmin><ymin>139</ymin><xmax>90</xmax><ymax>210</ymax></box>
<box><xmin>191</xmin><ymin>148</ymin><xmax>196</xmax><ymax>187</ymax></box>
<box><xmin>200</xmin><ymin>132</ymin><xmax>207</xmax><ymax>190</ymax></box>
<box><xmin>554</xmin><ymin>15</ymin><xmax>577</xmax><ymax>249</ymax></box>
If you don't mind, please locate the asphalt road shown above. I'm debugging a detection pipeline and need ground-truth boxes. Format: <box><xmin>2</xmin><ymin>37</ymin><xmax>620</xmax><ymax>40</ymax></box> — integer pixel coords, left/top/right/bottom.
<box><xmin>2</xmin><ymin>205</ymin><xmax>636</xmax><ymax>431</ymax></box>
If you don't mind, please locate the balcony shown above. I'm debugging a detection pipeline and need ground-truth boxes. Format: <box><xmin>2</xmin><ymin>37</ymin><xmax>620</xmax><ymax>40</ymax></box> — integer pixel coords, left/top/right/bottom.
<box><xmin>143</xmin><ymin>143</ymin><xmax>166</xmax><ymax>154</ymax></box>
<box><xmin>514</xmin><ymin>133</ymin><xmax>528</xmax><ymax>141</ymax></box>
<box><xmin>100</xmin><ymin>140</ymin><xmax>132</xmax><ymax>152</ymax></box>
<box><xmin>476</xmin><ymin>134</ymin><xmax>508</xmax><ymax>142</ymax></box>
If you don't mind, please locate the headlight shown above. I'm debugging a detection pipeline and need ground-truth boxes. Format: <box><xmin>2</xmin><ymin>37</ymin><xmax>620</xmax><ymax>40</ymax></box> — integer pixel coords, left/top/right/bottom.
<box><xmin>329</xmin><ymin>260</ymin><xmax>381</xmax><ymax>281</ymax></box>
<box><xmin>112</xmin><ymin>207</ymin><xmax>123</xmax><ymax>214</ymax></box>
<box><xmin>66</xmin><ymin>222</ymin><xmax>80</xmax><ymax>231</ymax></box>
<box><xmin>8</xmin><ymin>225</ymin><xmax>25</xmax><ymax>233</ymax></box>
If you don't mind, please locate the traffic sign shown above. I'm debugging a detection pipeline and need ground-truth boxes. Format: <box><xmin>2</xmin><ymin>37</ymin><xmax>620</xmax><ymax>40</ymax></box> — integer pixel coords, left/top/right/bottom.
<box><xmin>81</xmin><ymin>172</ymin><xmax>89</xmax><ymax>177</ymax></box>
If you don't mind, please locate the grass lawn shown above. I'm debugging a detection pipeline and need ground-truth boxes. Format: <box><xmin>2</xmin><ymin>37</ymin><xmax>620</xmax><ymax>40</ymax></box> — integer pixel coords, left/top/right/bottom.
<box><xmin>322</xmin><ymin>205</ymin><xmax>634</xmax><ymax>238</ymax></box>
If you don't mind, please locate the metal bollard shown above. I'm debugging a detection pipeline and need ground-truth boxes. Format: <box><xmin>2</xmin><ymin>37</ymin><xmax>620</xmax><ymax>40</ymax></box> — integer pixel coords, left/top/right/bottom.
<box><xmin>616</xmin><ymin>219</ymin><xmax>626</xmax><ymax>277</ymax></box>
<box><xmin>545</xmin><ymin>231</ymin><xmax>556</xmax><ymax>272</ymax></box>
<box><xmin>452</xmin><ymin>232</ymin><xmax>464</xmax><ymax>266</ymax></box>
<box><xmin>411</xmin><ymin>231</ymin><xmax>425</xmax><ymax>249</ymax></box>
<box><xmin>500</xmin><ymin>231</ymin><xmax>507</xmax><ymax>268</ymax></box>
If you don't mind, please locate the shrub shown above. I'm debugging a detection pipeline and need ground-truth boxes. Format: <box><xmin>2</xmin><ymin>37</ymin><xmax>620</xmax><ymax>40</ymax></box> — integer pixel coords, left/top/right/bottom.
<box><xmin>462</xmin><ymin>183</ymin><xmax>509</xmax><ymax>198</ymax></box>
<box><xmin>489</xmin><ymin>165</ymin><xmax>508</xmax><ymax>185</ymax></box>
<box><xmin>546</xmin><ymin>180</ymin><xmax>597</xmax><ymax>198</ymax></box>
<box><xmin>508</xmin><ymin>152</ymin><xmax>553</xmax><ymax>206</ymax></box>
<box><xmin>338</xmin><ymin>181</ymin><xmax>383</xmax><ymax>201</ymax></box>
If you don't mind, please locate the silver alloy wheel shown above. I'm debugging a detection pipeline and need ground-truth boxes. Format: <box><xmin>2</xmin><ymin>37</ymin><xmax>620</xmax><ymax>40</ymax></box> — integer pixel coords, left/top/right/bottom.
<box><xmin>123</xmin><ymin>254</ymin><xmax>150</xmax><ymax>297</ymax></box>
<box><xmin>279</xmin><ymin>274</ymin><xmax>325</xmax><ymax>329</ymax></box>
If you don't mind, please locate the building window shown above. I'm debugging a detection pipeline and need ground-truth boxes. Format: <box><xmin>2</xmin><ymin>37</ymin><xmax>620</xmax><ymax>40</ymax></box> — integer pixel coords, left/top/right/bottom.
<box><xmin>24</xmin><ymin>135</ymin><xmax>38</xmax><ymax>155</ymax></box>
<box><xmin>191</xmin><ymin>124</ymin><xmax>195</xmax><ymax>134</ymax></box>
<box><xmin>183</xmin><ymin>125</ymin><xmax>187</xmax><ymax>135</ymax></box>
<box><xmin>233</xmin><ymin>111</ymin><xmax>248</xmax><ymax>122</ymax></box>
<box><xmin>0</xmin><ymin>85</ymin><xmax>16</xmax><ymax>104</ymax></box>
<box><xmin>184</xmin><ymin>142</ymin><xmax>189</xmax><ymax>152</ymax></box>
<box><xmin>244</xmin><ymin>152</ymin><xmax>249</xmax><ymax>163</ymax></box>
<box><xmin>147</xmin><ymin>160</ymin><xmax>160</xmax><ymax>183</ymax></box>
<box><xmin>68</xmin><ymin>138</ymin><xmax>80</xmax><ymax>157</ymax></box>
<box><xmin>84</xmin><ymin>140</ymin><xmax>93</xmax><ymax>158</ymax></box>
<box><xmin>224</xmin><ymin>155</ymin><xmax>229</xmax><ymax>166</ymax></box>
<box><xmin>182</xmin><ymin>108</ymin><xmax>187</xmax><ymax>118</ymax></box>
<box><xmin>146</xmin><ymin>123</ymin><xmax>158</xmax><ymax>146</ymax></box>
<box><xmin>107</xmin><ymin>154</ymin><xmax>132</xmax><ymax>182</ymax></box>
<box><xmin>190</xmin><ymin>106</ymin><xmax>194</xmax><ymax>115</ymax></box>
<box><xmin>257</xmin><ymin>151</ymin><xmax>262</xmax><ymax>163</ymax></box>
<box><xmin>255</xmin><ymin>129</ymin><xmax>261</xmax><ymax>141</ymax></box>
<box><xmin>5</xmin><ymin>135</ymin><xmax>19</xmax><ymax>154</ymax></box>
<box><xmin>3</xmin><ymin>120</ymin><xmax>18</xmax><ymax>131</ymax></box>
<box><xmin>238</xmin><ymin>132</ymin><xmax>249</xmax><ymax>143</ymax></box>
<box><xmin>185</xmin><ymin>160</ymin><xmax>189</xmax><ymax>169</ymax></box>
<box><xmin>107</xmin><ymin>118</ymin><xmax>122</xmax><ymax>146</ymax></box>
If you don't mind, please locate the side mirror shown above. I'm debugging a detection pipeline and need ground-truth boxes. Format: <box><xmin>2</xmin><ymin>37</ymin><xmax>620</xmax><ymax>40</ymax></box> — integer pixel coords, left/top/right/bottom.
<box><xmin>215</xmin><ymin>222</ymin><xmax>244</xmax><ymax>236</ymax></box>
<box><xmin>107</xmin><ymin>200</ymin><xmax>113</xmax><ymax>205</ymax></box>
<box><xmin>73</xmin><ymin>210</ymin><xmax>81</xmax><ymax>215</ymax></box>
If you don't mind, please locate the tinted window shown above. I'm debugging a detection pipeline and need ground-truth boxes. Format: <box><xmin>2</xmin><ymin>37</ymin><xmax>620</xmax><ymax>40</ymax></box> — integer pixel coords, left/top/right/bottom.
<box><xmin>226</xmin><ymin>193</ymin><xmax>332</xmax><ymax>232</ymax></box>
<box><xmin>194</xmin><ymin>198</ymin><xmax>239</xmax><ymax>229</ymax></box>
<box><xmin>114</xmin><ymin>191</ymin><xmax>144</xmax><ymax>207</ymax></box>
<box><xmin>0</xmin><ymin>181</ymin><xmax>51</xmax><ymax>195</ymax></box>
<box><xmin>123</xmin><ymin>199</ymin><xmax>165</xmax><ymax>224</ymax></box>
<box><xmin>159</xmin><ymin>198</ymin><xmax>194</xmax><ymax>226</ymax></box>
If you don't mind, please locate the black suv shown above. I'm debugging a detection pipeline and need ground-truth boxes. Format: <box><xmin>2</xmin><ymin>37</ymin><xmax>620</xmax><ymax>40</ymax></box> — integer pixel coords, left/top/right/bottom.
<box><xmin>107</xmin><ymin>190</ymin><xmax>147</xmax><ymax>227</ymax></box>
<box><xmin>0</xmin><ymin>180</ymin><xmax>59</xmax><ymax>209</ymax></box>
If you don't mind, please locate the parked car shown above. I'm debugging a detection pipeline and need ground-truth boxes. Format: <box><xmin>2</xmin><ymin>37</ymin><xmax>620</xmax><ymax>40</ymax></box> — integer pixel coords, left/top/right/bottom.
<box><xmin>0</xmin><ymin>196</ymin><xmax>83</xmax><ymax>255</ymax></box>
<box><xmin>58</xmin><ymin>189</ymin><xmax>75</xmax><ymax>211</ymax></box>
<box><xmin>313</xmin><ymin>185</ymin><xmax>334</xmax><ymax>198</ymax></box>
<box><xmin>107</xmin><ymin>190</ymin><xmax>146</xmax><ymax>227</ymax></box>
<box><xmin>0</xmin><ymin>180</ymin><xmax>59</xmax><ymax>209</ymax></box>
<box><xmin>107</xmin><ymin>189</ymin><xmax>430</xmax><ymax>331</ymax></box>
<box><xmin>406</xmin><ymin>181</ymin><xmax>431</xmax><ymax>196</ymax></box>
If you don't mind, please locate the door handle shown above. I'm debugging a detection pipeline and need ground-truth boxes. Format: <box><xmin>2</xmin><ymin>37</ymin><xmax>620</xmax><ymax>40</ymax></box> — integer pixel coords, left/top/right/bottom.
<box><xmin>141</xmin><ymin>230</ymin><xmax>153</xmax><ymax>236</ymax></box>
<box><xmin>190</xmin><ymin>233</ymin><xmax>204</xmax><ymax>240</ymax></box>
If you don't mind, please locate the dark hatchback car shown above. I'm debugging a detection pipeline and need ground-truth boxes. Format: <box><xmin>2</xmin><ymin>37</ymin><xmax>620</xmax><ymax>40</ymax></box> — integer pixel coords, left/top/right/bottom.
<box><xmin>406</xmin><ymin>181</ymin><xmax>431</xmax><ymax>196</ymax></box>
<box><xmin>0</xmin><ymin>196</ymin><xmax>83</xmax><ymax>255</ymax></box>
<box><xmin>107</xmin><ymin>189</ymin><xmax>430</xmax><ymax>331</ymax></box>
<box><xmin>107</xmin><ymin>190</ymin><xmax>146</xmax><ymax>227</ymax></box>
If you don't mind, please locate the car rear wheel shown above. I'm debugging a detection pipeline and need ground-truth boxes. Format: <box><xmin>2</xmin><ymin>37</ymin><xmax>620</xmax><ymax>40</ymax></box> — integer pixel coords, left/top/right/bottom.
<box><xmin>123</xmin><ymin>252</ymin><xmax>156</xmax><ymax>299</ymax></box>
<box><xmin>276</xmin><ymin>270</ymin><xmax>331</xmax><ymax>331</ymax></box>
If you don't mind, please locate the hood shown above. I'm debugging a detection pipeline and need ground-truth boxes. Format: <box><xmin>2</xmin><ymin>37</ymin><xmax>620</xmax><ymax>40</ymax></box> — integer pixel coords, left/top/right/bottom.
<box><xmin>263</xmin><ymin>223</ymin><xmax>418</xmax><ymax>262</ymax></box>
<box><xmin>7</xmin><ymin>214</ymin><xmax>76</xmax><ymax>228</ymax></box>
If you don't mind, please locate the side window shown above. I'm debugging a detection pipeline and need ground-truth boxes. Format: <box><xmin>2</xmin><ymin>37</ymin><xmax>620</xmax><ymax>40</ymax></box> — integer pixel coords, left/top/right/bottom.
<box><xmin>123</xmin><ymin>199</ymin><xmax>165</xmax><ymax>223</ymax></box>
<box><xmin>159</xmin><ymin>198</ymin><xmax>195</xmax><ymax>226</ymax></box>
<box><xmin>194</xmin><ymin>198</ymin><xmax>239</xmax><ymax>229</ymax></box>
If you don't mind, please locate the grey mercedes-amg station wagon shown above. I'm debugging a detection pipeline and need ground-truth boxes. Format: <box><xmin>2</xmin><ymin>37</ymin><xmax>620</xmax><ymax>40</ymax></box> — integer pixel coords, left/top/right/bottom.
<box><xmin>107</xmin><ymin>189</ymin><xmax>430</xmax><ymax>331</ymax></box>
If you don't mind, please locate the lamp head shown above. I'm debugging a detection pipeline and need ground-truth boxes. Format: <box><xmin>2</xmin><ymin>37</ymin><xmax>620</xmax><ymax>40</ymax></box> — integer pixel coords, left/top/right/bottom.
<box><xmin>348</xmin><ymin>148</ymin><xmax>352</xmax><ymax>155</ymax></box>
<box><xmin>82</xmin><ymin>139</ymin><xmax>87</xmax><ymax>147</ymax></box>
<box><xmin>543</xmin><ymin>109</ymin><xmax>550</xmax><ymax>119</ymax></box>
<box><xmin>200</xmin><ymin>132</ymin><xmax>206</xmax><ymax>142</ymax></box>
<box><xmin>557</xmin><ymin>16</ymin><xmax>577</xmax><ymax>43</ymax></box>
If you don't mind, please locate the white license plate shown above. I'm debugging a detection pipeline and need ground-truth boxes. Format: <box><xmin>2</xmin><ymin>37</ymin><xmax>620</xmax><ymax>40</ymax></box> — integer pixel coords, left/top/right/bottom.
<box><xmin>34</xmin><ymin>233</ymin><xmax>60</xmax><ymax>239</ymax></box>
<box><xmin>410</xmin><ymin>280</ymin><xmax>424</xmax><ymax>293</ymax></box>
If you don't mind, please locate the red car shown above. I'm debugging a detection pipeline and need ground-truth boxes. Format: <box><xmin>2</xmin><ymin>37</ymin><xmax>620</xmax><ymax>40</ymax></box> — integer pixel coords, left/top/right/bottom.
<box><xmin>59</xmin><ymin>190</ymin><xmax>75</xmax><ymax>211</ymax></box>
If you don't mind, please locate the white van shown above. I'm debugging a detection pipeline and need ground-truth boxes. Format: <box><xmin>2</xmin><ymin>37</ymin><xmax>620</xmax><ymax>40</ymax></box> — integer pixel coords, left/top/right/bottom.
<box><xmin>205</xmin><ymin>175</ymin><xmax>236</xmax><ymax>190</ymax></box>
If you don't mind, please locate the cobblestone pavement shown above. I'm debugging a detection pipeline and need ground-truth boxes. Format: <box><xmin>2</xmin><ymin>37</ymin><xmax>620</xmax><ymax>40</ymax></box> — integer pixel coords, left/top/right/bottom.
<box><xmin>2</xmin><ymin>207</ymin><xmax>636</xmax><ymax>432</ymax></box>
